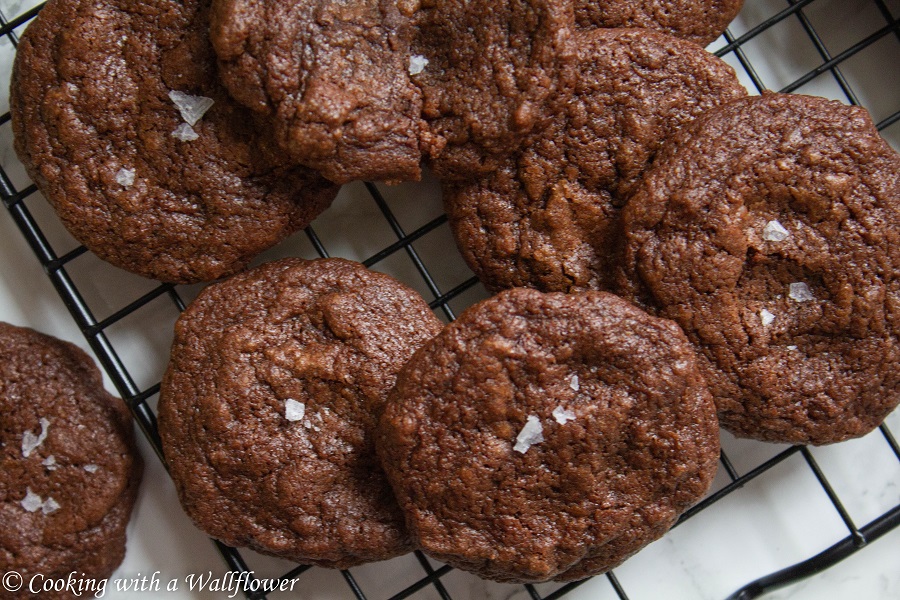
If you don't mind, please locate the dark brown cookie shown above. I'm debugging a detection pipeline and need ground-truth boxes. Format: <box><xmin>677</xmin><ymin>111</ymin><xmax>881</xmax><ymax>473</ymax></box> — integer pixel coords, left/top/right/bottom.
<box><xmin>412</xmin><ymin>0</ymin><xmax>577</xmax><ymax>180</ymax></box>
<box><xmin>0</xmin><ymin>323</ymin><xmax>142</xmax><ymax>598</ymax></box>
<box><xmin>11</xmin><ymin>0</ymin><xmax>338</xmax><ymax>284</ymax></box>
<box><xmin>621</xmin><ymin>93</ymin><xmax>900</xmax><ymax>445</ymax></box>
<box><xmin>445</xmin><ymin>29</ymin><xmax>746</xmax><ymax>294</ymax></box>
<box><xmin>210</xmin><ymin>0</ymin><xmax>426</xmax><ymax>184</ymax></box>
<box><xmin>575</xmin><ymin>0</ymin><xmax>745</xmax><ymax>46</ymax></box>
<box><xmin>377</xmin><ymin>289</ymin><xmax>719</xmax><ymax>583</ymax></box>
<box><xmin>158</xmin><ymin>258</ymin><xmax>444</xmax><ymax>568</ymax></box>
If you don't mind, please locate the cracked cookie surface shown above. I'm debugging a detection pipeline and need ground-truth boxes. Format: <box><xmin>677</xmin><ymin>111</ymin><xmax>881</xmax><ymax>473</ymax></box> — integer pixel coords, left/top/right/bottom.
<box><xmin>444</xmin><ymin>29</ymin><xmax>745</xmax><ymax>294</ymax></box>
<box><xmin>575</xmin><ymin>0</ymin><xmax>744</xmax><ymax>46</ymax></box>
<box><xmin>412</xmin><ymin>0</ymin><xmax>578</xmax><ymax>180</ymax></box>
<box><xmin>210</xmin><ymin>0</ymin><xmax>426</xmax><ymax>184</ymax></box>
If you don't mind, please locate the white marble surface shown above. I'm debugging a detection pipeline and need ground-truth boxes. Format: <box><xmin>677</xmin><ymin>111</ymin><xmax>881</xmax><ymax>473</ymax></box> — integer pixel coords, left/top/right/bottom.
<box><xmin>0</xmin><ymin>0</ymin><xmax>898</xmax><ymax>598</ymax></box>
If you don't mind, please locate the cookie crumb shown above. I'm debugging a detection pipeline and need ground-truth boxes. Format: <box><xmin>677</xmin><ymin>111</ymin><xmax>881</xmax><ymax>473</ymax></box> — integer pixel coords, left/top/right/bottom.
<box><xmin>513</xmin><ymin>415</ymin><xmax>544</xmax><ymax>453</ymax></box>
<box><xmin>115</xmin><ymin>168</ymin><xmax>135</xmax><ymax>188</ymax></box>
<box><xmin>284</xmin><ymin>399</ymin><xmax>306</xmax><ymax>422</ymax></box>
<box><xmin>20</xmin><ymin>488</ymin><xmax>43</xmax><ymax>512</ymax></box>
<box><xmin>552</xmin><ymin>406</ymin><xmax>576</xmax><ymax>425</ymax></box>
<box><xmin>171</xmin><ymin>123</ymin><xmax>199</xmax><ymax>141</ymax></box>
<box><xmin>760</xmin><ymin>309</ymin><xmax>776</xmax><ymax>326</ymax></box>
<box><xmin>569</xmin><ymin>374</ymin><xmax>580</xmax><ymax>391</ymax></box>
<box><xmin>762</xmin><ymin>220</ymin><xmax>790</xmax><ymax>242</ymax></box>
<box><xmin>788</xmin><ymin>282</ymin><xmax>815</xmax><ymax>302</ymax></box>
<box><xmin>168</xmin><ymin>90</ymin><xmax>214</xmax><ymax>126</ymax></box>
<box><xmin>84</xmin><ymin>464</ymin><xmax>99</xmax><ymax>473</ymax></box>
<box><xmin>41</xmin><ymin>497</ymin><xmax>60</xmax><ymax>515</ymax></box>
<box><xmin>42</xmin><ymin>455</ymin><xmax>57</xmax><ymax>470</ymax></box>
<box><xmin>22</xmin><ymin>417</ymin><xmax>50</xmax><ymax>458</ymax></box>
<box><xmin>408</xmin><ymin>55</ymin><xmax>429</xmax><ymax>75</ymax></box>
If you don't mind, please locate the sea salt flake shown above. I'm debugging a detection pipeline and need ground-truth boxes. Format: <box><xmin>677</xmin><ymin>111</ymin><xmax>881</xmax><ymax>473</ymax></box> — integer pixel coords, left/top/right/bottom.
<box><xmin>552</xmin><ymin>406</ymin><xmax>576</xmax><ymax>425</ymax></box>
<box><xmin>408</xmin><ymin>54</ymin><xmax>429</xmax><ymax>75</ymax></box>
<box><xmin>762</xmin><ymin>220</ymin><xmax>790</xmax><ymax>242</ymax></box>
<box><xmin>169</xmin><ymin>90</ymin><xmax>214</xmax><ymax>126</ymax></box>
<box><xmin>42</xmin><ymin>455</ymin><xmax>57</xmax><ymax>470</ymax></box>
<box><xmin>171</xmin><ymin>122</ymin><xmax>199</xmax><ymax>141</ymax></box>
<box><xmin>513</xmin><ymin>415</ymin><xmax>544</xmax><ymax>453</ymax></box>
<box><xmin>760</xmin><ymin>309</ymin><xmax>776</xmax><ymax>326</ymax></box>
<box><xmin>84</xmin><ymin>464</ymin><xmax>99</xmax><ymax>473</ymax></box>
<box><xmin>21</xmin><ymin>488</ymin><xmax>43</xmax><ymax>512</ymax></box>
<box><xmin>22</xmin><ymin>418</ymin><xmax>50</xmax><ymax>458</ymax></box>
<box><xmin>285</xmin><ymin>399</ymin><xmax>306</xmax><ymax>422</ymax></box>
<box><xmin>569</xmin><ymin>374</ymin><xmax>580</xmax><ymax>392</ymax></box>
<box><xmin>115</xmin><ymin>168</ymin><xmax>135</xmax><ymax>188</ymax></box>
<box><xmin>789</xmin><ymin>282</ymin><xmax>815</xmax><ymax>303</ymax></box>
<box><xmin>787</xmin><ymin>345</ymin><xmax>798</xmax><ymax>351</ymax></box>
<box><xmin>41</xmin><ymin>497</ymin><xmax>60</xmax><ymax>515</ymax></box>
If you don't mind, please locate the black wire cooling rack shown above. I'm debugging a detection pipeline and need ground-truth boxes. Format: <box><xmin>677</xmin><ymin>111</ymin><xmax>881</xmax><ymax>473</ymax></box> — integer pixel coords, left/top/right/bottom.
<box><xmin>1</xmin><ymin>1</ymin><xmax>899</xmax><ymax>599</ymax></box>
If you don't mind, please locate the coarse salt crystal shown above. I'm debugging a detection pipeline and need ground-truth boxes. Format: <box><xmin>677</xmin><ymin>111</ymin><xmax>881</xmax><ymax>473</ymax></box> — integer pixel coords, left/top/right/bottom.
<box><xmin>84</xmin><ymin>464</ymin><xmax>99</xmax><ymax>473</ymax></box>
<box><xmin>760</xmin><ymin>309</ymin><xmax>776</xmax><ymax>326</ymax></box>
<box><xmin>789</xmin><ymin>282</ymin><xmax>815</xmax><ymax>303</ymax></box>
<box><xmin>169</xmin><ymin>90</ymin><xmax>214</xmax><ymax>126</ymax></box>
<box><xmin>787</xmin><ymin>345</ymin><xmax>798</xmax><ymax>351</ymax></box>
<box><xmin>513</xmin><ymin>415</ymin><xmax>544</xmax><ymax>453</ymax></box>
<box><xmin>42</xmin><ymin>455</ymin><xmax>57</xmax><ymax>470</ymax></box>
<box><xmin>22</xmin><ymin>418</ymin><xmax>50</xmax><ymax>458</ymax></box>
<box><xmin>569</xmin><ymin>374</ymin><xmax>580</xmax><ymax>391</ymax></box>
<box><xmin>408</xmin><ymin>55</ymin><xmax>429</xmax><ymax>75</ymax></box>
<box><xmin>762</xmin><ymin>220</ymin><xmax>790</xmax><ymax>242</ymax></box>
<box><xmin>115</xmin><ymin>168</ymin><xmax>135</xmax><ymax>188</ymax></box>
<box><xmin>552</xmin><ymin>406</ymin><xmax>576</xmax><ymax>425</ymax></box>
<box><xmin>285</xmin><ymin>399</ymin><xmax>306</xmax><ymax>422</ymax></box>
<box><xmin>171</xmin><ymin>123</ymin><xmax>199</xmax><ymax>141</ymax></box>
<box><xmin>20</xmin><ymin>488</ymin><xmax>43</xmax><ymax>512</ymax></box>
<box><xmin>41</xmin><ymin>497</ymin><xmax>60</xmax><ymax>515</ymax></box>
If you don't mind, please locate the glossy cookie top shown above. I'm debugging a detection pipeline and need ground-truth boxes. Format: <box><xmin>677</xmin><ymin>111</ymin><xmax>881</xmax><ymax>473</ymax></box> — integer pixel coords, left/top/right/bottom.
<box><xmin>0</xmin><ymin>322</ymin><xmax>142</xmax><ymax>591</ymax></box>
<box><xmin>377</xmin><ymin>289</ymin><xmax>719</xmax><ymax>582</ymax></box>
<box><xmin>158</xmin><ymin>258</ymin><xmax>443</xmax><ymax>568</ymax></box>
<box><xmin>11</xmin><ymin>0</ymin><xmax>337</xmax><ymax>283</ymax></box>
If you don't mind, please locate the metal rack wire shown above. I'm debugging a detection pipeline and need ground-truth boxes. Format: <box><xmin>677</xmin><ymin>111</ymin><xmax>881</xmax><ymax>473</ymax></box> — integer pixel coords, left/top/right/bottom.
<box><xmin>0</xmin><ymin>1</ymin><xmax>898</xmax><ymax>599</ymax></box>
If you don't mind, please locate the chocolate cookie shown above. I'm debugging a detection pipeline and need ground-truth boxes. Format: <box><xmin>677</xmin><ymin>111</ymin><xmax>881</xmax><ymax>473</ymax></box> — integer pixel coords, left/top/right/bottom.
<box><xmin>0</xmin><ymin>323</ymin><xmax>142</xmax><ymax>597</ymax></box>
<box><xmin>11</xmin><ymin>0</ymin><xmax>337</xmax><ymax>284</ymax></box>
<box><xmin>445</xmin><ymin>29</ymin><xmax>745</xmax><ymax>293</ymax></box>
<box><xmin>377</xmin><ymin>289</ymin><xmax>719</xmax><ymax>583</ymax></box>
<box><xmin>210</xmin><ymin>0</ymin><xmax>426</xmax><ymax>184</ymax></box>
<box><xmin>621</xmin><ymin>93</ymin><xmax>900</xmax><ymax>445</ymax></box>
<box><xmin>158</xmin><ymin>258</ymin><xmax>444</xmax><ymax>568</ymax></box>
<box><xmin>575</xmin><ymin>0</ymin><xmax>745</xmax><ymax>46</ymax></box>
<box><xmin>412</xmin><ymin>0</ymin><xmax>577</xmax><ymax>180</ymax></box>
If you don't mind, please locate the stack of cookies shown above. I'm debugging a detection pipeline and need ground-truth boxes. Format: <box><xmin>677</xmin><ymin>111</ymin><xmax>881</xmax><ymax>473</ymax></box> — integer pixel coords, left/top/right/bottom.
<box><xmin>11</xmin><ymin>0</ymin><xmax>900</xmax><ymax>587</ymax></box>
